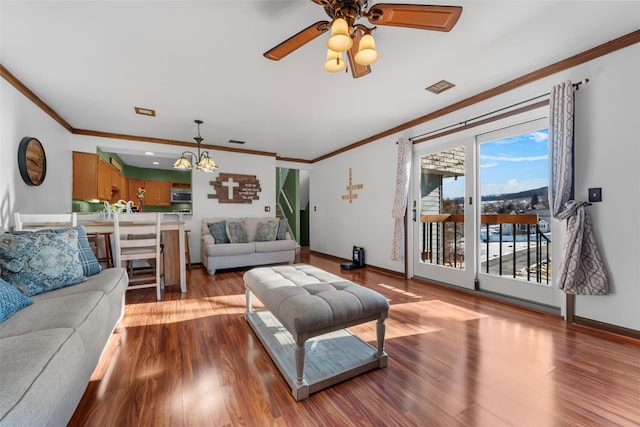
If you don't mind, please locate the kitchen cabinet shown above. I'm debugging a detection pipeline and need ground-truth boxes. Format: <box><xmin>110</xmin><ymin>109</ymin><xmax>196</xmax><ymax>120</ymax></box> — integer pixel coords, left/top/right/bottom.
<box><xmin>145</xmin><ymin>180</ymin><xmax>171</xmax><ymax>206</ymax></box>
<box><xmin>72</xmin><ymin>152</ymin><xmax>112</xmax><ymax>201</ymax></box>
<box><xmin>120</xmin><ymin>174</ymin><xmax>128</xmax><ymax>200</ymax></box>
<box><xmin>127</xmin><ymin>178</ymin><xmax>171</xmax><ymax>206</ymax></box>
<box><xmin>110</xmin><ymin>167</ymin><xmax>121</xmax><ymax>191</ymax></box>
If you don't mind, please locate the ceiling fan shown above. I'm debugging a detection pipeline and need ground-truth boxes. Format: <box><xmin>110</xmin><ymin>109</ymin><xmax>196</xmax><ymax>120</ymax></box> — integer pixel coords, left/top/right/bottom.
<box><xmin>263</xmin><ymin>1</ymin><xmax>462</xmax><ymax>78</ymax></box>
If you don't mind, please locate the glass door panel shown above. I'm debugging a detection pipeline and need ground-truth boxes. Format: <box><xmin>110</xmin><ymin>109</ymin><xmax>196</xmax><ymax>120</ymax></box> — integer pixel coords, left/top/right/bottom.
<box><xmin>476</xmin><ymin>119</ymin><xmax>556</xmax><ymax>306</ymax></box>
<box><xmin>413</xmin><ymin>141</ymin><xmax>474</xmax><ymax>289</ymax></box>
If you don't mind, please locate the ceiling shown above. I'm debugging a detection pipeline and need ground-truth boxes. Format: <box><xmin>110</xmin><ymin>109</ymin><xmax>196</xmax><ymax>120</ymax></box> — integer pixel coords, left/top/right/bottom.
<box><xmin>2</xmin><ymin>1</ymin><xmax>639</xmax><ymax>169</ymax></box>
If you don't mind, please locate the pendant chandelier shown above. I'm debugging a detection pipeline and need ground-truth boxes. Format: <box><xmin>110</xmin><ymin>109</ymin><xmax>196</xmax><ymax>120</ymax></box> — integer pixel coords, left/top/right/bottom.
<box><xmin>173</xmin><ymin>119</ymin><xmax>218</xmax><ymax>172</ymax></box>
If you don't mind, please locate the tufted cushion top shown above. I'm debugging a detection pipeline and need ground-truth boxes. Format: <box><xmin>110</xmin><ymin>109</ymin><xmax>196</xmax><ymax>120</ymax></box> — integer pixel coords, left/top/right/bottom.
<box><xmin>244</xmin><ymin>264</ymin><xmax>389</xmax><ymax>340</ymax></box>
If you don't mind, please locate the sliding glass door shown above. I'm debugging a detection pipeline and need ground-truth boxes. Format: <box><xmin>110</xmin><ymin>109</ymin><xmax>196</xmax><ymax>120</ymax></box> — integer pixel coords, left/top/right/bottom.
<box><xmin>412</xmin><ymin>118</ymin><xmax>557</xmax><ymax>307</ymax></box>
<box><xmin>476</xmin><ymin>119</ymin><xmax>555</xmax><ymax>306</ymax></box>
<box><xmin>412</xmin><ymin>139</ymin><xmax>475</xmax><ymax>289</ymax></box>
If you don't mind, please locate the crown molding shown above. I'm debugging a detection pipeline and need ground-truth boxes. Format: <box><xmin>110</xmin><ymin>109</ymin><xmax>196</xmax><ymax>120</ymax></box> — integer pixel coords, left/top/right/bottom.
<box><xmin>3</xmin><ymin>29</ymin><xmax>639</xmax><ymax>164</ymax></box>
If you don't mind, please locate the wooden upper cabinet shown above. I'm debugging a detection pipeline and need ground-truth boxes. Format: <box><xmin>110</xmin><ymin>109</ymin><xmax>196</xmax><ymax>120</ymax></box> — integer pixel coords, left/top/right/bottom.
<box><xmin>96</xmin><ymin>157</ymin><xmax>112</xmax><ymax>201</ymax></box>
<box><xmin>120</xmin><ymin>174</ymin><xmax>128</xmax><ymax>201</ymax></box>
<box><xmin>128</xmin><ymin>178</ymin><xmax>143</xmax><ymax>203</ymax></box>
<box><xmin>72</xmin><ymin>152</ymin><xmax>98</xmax><ymax>200</ymax></box>
<box><xmin>73</xmin><ymin>152</ymin><xmax>171</xmax><ymax>206</ymax></box>
<box><xmin>127</xmin><ymin>179</ymin><xmax>170</xmax><ymax>206</ymax></box>
<box><xmin>73</xmin><ymin>152</ymin><xmax>113</xmax><ymax>201</ymax></box>
<box><xmin>145</xmin><ymin>180</ymin><xmax>171</xmax><ymax>206</ymax></box>
<box><xmin>110</xmin><ymin>167</ymin><xmax>121</xmax><ymax>191</ymax></box>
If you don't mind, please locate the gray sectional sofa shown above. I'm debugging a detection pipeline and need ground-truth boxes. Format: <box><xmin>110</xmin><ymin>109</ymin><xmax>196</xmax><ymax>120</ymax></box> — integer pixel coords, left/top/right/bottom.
<box><xmin>0</xmin><ymin>267</ymin><xmax>128</xmax><ymax>426</ymax></box>
<box><xmin>201</xmin><ymin>217</ymin><xmax>296</xmax><ymax>275</ymax></box>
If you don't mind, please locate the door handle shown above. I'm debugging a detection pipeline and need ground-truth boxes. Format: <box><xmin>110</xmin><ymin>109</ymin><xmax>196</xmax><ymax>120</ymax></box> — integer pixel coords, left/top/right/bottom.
<box><xmin>412</xmin><ymin>207</ymin><xmax>417</xmax><ymax>222</ymax></box>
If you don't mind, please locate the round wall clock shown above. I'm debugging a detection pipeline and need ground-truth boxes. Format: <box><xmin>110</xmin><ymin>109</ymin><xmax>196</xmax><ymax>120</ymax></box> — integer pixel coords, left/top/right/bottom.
<box><xmin>18</xmin><ymin>137</ymin><xmax>47</xmax><ymax>186</ymax></box>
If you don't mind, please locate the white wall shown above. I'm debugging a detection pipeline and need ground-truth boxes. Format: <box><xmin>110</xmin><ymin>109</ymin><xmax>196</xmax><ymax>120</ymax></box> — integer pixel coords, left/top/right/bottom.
<box><xmin>309</xmin><ymin>42</ymin><xmax>640</xmax><ymax>330</ymax></box>
<box><xmin>310</xmin><ymin>135</ymin><xmax>406</xmax><ymax>272</ymax></box>
<box><xmin>570</xmin><ymin>44</ymin><xmax>640</xmax><ymax>329</ymax></box>
<box><xmin>0</xmin><ymin>77</ymin><xmax>72</xmax><ymax>231</ymax></box>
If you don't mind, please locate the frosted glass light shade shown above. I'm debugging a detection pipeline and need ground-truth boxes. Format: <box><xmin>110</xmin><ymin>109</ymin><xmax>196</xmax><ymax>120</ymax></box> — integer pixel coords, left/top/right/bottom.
<box><xmin>327</xmin><ymin>18</ymin><xmax>352</xmax><ymax>52</ymax></box>
<box><xmin>196</xmin><ymin>155</ymin><xmax>218</xmax><ymax>172</ymax></box>
<box><xmin>354</xmin><ymin>33</ymin><xmax>378</xmax><ymax>65</ymax></box>
<box><xmin>324</xmin><ymin>49</ymin><xmax>346</xmax><ymax>73</ymax></box>
<box><xmin>173</xmin><ymin>155</ymin><xmax>192</xmax><ymax>169</ymax></box>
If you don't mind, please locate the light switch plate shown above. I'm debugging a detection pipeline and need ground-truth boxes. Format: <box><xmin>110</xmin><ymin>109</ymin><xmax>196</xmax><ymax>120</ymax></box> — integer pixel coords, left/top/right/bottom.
<box><xmin>588</xmin><ymin>187</ymin><xmax>602</xmax><ymax>203</ymax></box>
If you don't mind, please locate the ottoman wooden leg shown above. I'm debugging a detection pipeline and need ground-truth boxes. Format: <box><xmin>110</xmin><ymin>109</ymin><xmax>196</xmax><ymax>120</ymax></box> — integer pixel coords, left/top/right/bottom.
<box><xmin>245</xmin><ymin>289</ymin><xmax>253</xmax><ymax>320</ymax></box>
<box><xmin>294</xmin><ymin>342</ymin><xmax>305</xmax><ymax>385</ymax></box>
<box><xmin>376</xmin><ymin>317</ymin><xmax>388</xmax><ymax>368</ymax></box>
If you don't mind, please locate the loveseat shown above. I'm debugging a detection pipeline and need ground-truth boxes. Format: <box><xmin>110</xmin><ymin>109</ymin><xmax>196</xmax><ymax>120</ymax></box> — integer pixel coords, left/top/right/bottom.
<box><xmin>0</xmin><ymin>228</ymin><xmax>128</xmax><ymax>426</ymax></box>
<box><xmin>201</xmin><ymin>217</ymin><xmax>296</xmax><ymax>275</ymax></box>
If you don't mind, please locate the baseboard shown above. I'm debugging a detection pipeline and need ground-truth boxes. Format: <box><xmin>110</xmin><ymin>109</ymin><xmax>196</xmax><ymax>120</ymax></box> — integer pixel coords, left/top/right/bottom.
<box><xmin>309</xmin><ymin>250</ymin><xmax>405</xmax><ymax>279</ymax></box>
<box><xmin>573</xmin><ymin>316</ymin><xmax>640</xmax><ymax>341</ymax></box>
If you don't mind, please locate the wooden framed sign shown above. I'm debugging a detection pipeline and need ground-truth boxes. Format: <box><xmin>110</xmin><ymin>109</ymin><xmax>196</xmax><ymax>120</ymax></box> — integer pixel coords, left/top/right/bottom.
<box><xmin>208</xmin><ymin>173</ymin><xmax>261</xmax><ymax>203</ymax></box>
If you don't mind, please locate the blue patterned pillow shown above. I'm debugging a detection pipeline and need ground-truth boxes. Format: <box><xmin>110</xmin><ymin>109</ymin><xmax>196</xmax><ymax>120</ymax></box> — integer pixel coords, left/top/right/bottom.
<box><xmin>45</xmin><ymin>226</ymin><xmax>101</xmax><ymax>276</ymax></box>
<box><xmin>0</xmin><ymin>230</ymin><xmax>87</xmax><ymax>296</ymax></box>
<box><xmin>0</xmin><ymin>277</ymin><xmax>32</xmax><ymax>323</ymax></box>
<box><xmin>11</xmin><ymin>226</ymin><xmax>102</xmax><ymax>277</ymax></box>
<box><xmin>255</xmin><ymin>220</ymin><xmax>278</xmax><ymax>242</ymax></box>
<box><xmin>277</xmin><ymin>219</ymin><xmax>289</xmax><ymax>240</ymax></box>
<box><xmin>207</xmin><ymin>221</ymin><xmax>229</xmax><ymax>244</ymax></box>
<box><xmin>225</xmin><ymin>221</ymin><xmax>247</xmax><ymax>244</ymax></box>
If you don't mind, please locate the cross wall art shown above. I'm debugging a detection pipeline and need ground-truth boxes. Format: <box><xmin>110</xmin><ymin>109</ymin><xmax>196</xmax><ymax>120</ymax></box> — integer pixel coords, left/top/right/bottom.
<box><xmin>208</xmin><ymin>173</ymin><xmax>262</xmax><ymax>204</ymax></box>
<box><xmin>342</xmin><ymin>168</ymin><xmax>363</xmax><ymax>203</ymax></box>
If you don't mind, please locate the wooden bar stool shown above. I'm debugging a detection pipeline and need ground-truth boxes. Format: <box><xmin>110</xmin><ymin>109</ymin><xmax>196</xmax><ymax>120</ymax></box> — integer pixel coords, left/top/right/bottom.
<box><xmin>184</xmin><ymin>229</ymin><xmax>191</xmax><ymax>270</ymax></box>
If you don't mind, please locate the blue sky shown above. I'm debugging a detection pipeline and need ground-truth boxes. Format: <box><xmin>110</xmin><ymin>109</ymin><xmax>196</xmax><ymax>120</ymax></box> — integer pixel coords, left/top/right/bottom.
<box><xmin>442</xmin><ymin>129</ymin><xmax>549</xmax><ymax>199</ymax></box>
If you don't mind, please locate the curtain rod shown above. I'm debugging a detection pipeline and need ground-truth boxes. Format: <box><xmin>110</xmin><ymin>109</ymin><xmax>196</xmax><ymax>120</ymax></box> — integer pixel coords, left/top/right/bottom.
<box><xmin>407</xmin><ymin>79</ymin><xmax>589</xmax><ymax>142</ymax></box>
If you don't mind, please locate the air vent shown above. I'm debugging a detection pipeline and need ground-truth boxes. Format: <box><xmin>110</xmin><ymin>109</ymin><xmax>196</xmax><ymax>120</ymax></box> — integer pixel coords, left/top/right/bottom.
<box><xmin>134</xmin><ymin>106</ymin><xmax>156</xmax><ymax>116</ymax></box>
<box><xmin>228</xmin><ymin>139</ymin><xmax>246</xmax><ymax>144</ymax></box>
<box><xmin>425</xmin><ymin>80</ymin><xmax>455</xmax><ymax>94</ymax></box>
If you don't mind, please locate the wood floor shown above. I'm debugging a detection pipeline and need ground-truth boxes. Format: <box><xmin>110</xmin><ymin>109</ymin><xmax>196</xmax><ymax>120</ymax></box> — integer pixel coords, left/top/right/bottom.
<box><xmin>69</xmin><ymin>249</ymin><xmax>640</xmax><ymax>426</ymax></box>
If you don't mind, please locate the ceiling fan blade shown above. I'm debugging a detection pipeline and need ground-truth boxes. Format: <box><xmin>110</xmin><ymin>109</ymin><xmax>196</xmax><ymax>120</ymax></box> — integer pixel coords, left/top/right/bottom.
<box><xmin>264</xmin><ymin>21</ymin><xmax>330</xmax><ymax>61</ymax></box>
<box><xmin>367</xmin><ymin>4</ymin><xmax>462</xmax><ymax>31</ymax></box>
<box><xmin>346</xmin><ymin>29</ymin><xmax>371</xmax><ymax>79</ymax></box>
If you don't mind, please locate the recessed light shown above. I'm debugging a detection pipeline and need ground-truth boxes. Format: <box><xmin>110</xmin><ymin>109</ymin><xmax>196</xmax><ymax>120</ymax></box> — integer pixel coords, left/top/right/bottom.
<box><xmin>135</xmin><ymin>107</ymin><xmax>156</xmax><ymax>117</ymax></box>
<box><xmin>145</xmin><ymin>152</ymin><xmax>154</xmax><ymax>156</ymax></box>
<box><xmin>152</xmin><ymin>161</ymin><xmax>159</xmax><ymax>165</ymax></box>
<box><xmin>425</xmin><ymin>80</ymin><xmax>455</xmax><ymax>94</ymax></box>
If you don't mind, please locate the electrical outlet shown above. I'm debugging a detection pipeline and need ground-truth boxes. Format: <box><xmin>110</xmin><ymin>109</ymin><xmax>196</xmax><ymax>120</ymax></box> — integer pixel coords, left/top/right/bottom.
<box><xmin>588</xmin><ymin>187</ymin><xmax>602</xmax><ymax>203</ymax></box>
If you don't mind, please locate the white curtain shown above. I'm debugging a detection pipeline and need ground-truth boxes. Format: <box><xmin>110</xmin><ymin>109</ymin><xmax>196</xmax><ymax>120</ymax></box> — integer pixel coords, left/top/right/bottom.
<box><xmin>549</xmin><ymin>81</ymin><xmax>609</xmax><ymax>295</ymax></box>
<box><xmin>391</xmin><ymin>137</ymin><xmax>412</xmax><ymax>261</ymax></box>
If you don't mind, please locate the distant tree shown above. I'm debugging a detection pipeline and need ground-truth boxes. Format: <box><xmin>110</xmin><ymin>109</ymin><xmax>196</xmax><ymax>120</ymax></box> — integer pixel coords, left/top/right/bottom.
<box><xmin>531</xmin><ymin>193</ymin><xmax>539</xmax><ymax>207</ymax></box>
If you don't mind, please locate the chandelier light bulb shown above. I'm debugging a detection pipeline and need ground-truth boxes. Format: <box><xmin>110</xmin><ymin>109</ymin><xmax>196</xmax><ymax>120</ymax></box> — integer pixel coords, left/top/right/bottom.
<box><xmin>324</xmin><ymin>49</ymin><xmax>346</xmax><ymax>73</ymax></box>
<box><xmin>354</xmin><ymin>33</ymin><xmax>379</xmax><ymax>66</ymax></box>
<box><xmin>327</xmin><ymin>18</ymin><xmax>353</xmax><ymax>52</ymax></box>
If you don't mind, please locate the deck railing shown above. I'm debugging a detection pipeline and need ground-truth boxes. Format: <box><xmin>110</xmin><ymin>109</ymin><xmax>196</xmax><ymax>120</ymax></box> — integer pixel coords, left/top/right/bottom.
<box><xmin>420</xmin><ymin>214</ymin><xmax>551</xmax><ymax>284</ymax></box>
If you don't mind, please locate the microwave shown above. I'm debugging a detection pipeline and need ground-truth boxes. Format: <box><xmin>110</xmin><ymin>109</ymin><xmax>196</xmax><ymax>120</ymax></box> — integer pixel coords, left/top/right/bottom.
<box><xmin>171</xmin><ymin>189</ymin><xmax>192</xmax><ymax>203</ymax></box>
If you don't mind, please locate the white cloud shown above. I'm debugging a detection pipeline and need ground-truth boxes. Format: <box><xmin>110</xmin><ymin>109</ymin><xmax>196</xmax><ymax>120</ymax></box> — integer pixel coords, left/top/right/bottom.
<box><xmin>529</xmin><ymin>131</ymin><xmax>548</xmax><ymax>143</ymax></box>
<box><xmin>481</xmin><ymin>154</ymin><xmax>547</xmax><ymax>162</ymax></box>
<box><xmin>481</xmin><ymin>178</ymin><xmax>548</xmax><ymax>196</ymax></box>
<box><xmin>480</xmin><ymin>162</ymin><xmax>499</xmax><ymax>168</ymax></box>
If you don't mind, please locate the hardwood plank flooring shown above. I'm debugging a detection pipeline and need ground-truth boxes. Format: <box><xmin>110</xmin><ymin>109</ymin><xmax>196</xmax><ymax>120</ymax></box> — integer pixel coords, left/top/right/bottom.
<box><xmin>69</xmin><ymin>249</ymin><xmax>640</xmax><ymax>426</ymax></box>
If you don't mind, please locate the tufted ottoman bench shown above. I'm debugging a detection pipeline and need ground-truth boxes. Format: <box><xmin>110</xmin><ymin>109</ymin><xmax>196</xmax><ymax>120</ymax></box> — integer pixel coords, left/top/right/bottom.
<box><xmin>243</xmin><ymin>264</ymin><xmax>389</xmax><ymax>400</ymax></box>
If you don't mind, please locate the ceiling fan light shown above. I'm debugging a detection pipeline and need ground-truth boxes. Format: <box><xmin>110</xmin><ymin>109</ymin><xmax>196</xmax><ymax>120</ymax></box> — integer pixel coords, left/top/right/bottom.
<box><xmin>327</xmin><ymin>18</ymin><xmax>352</xmax><ymax>52</ymax></box>
<box><xmin>354</xmin><ymin>33</ymin><xmax>379</xmax><ymax>65</ymax></box>
<box><xmin>173</xmin><ymin>155</ymin><xmax>192</xmax><ymax>169</ymax></box>
<box><xmin>324</xmin><ymin>49</ymin><xmax>346</xmax><ymax>73</ymax></box>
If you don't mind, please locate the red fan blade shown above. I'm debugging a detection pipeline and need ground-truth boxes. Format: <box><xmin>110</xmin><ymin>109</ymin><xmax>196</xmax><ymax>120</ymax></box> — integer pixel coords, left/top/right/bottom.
<box><xmin>346</xmin><ymin>29</ymin><xmax>371</xmax><ymax>79</ymax></box>
<box><xmin>367</xmin><ymin>4</ymin><xmax>462</xmax><ymax>31</ymax></box>
<box><xmin>264</xmin><ymin>21</ymin><xmax>331</xmax><ymax>61</ymax></box>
